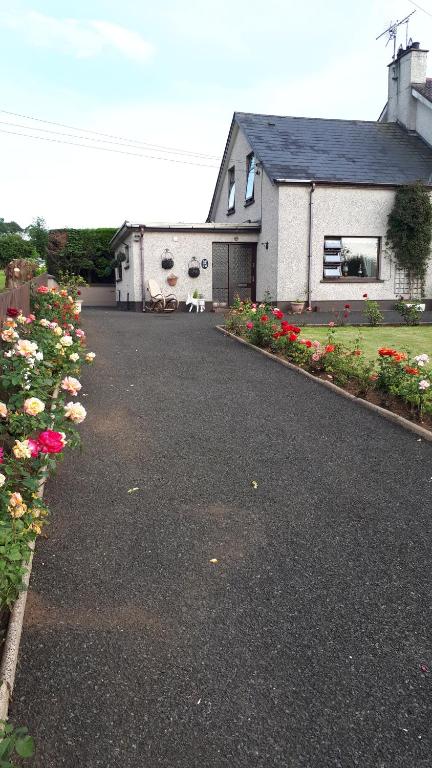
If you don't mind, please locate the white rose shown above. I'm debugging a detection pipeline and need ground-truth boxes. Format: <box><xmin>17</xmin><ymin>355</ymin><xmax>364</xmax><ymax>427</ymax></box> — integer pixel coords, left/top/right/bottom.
<box><xmin>0</xmin><ymin>473</ymin><xmax>5</xmax><ymax>487</ymax></box>
<box><xmin>60</xmin><ymin>335</ymin><xmax>73</xmax><ymax>347</ymax></box>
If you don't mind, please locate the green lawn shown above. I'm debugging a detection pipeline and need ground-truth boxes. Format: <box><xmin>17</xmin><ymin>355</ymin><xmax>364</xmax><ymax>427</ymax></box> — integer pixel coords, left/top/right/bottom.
<box><xmin>0</xmin><ymin>271</ymin><xmax>4</xmax><ymax>291</ymax></box>
<box><xmin>297</xmin><ymin>325</ymin><xmax>432</xmax><ymax>361</ymax></box>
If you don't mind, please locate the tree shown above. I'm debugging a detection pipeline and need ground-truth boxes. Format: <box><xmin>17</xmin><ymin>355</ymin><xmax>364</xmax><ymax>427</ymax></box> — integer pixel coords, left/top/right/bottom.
<box><xmin>0</xmin><ymin>234</ymin><xmax>38</xmax><ymax>269</ymax></box>
<box><xmin>0</xmin><ymin>218</ymin><xmax>22</xmax><ymax>235</ymax></box>
<box><xmin>386</xmin><ymin>182</ymin><xmax>432</xmax><ymax>294</ymax></box>
<box><xmin>27</xmin><ymin>217</ymin><xmax>48</xmax><ymax>260</ymax></box>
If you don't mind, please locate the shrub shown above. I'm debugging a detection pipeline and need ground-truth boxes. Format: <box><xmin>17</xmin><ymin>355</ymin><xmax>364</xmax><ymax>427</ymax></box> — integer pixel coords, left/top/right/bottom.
<box><xmin>387</xmin><ymin>182</ymin><xmax>432</xmax><ymax>291</ymax></box>
<box><xmin>394</xmin><ymin>298</ymin><xmax>422</xmax><ymax>326</ymax></box>
<box><xmin>362</xmin><ymin>294</ymin><xmax>383</xmax><ymax>326</ymax></box>
<box><xmin>0</xmin><ymin>285</ymin><xmax>95</xmax><ymax>610</ymax></box>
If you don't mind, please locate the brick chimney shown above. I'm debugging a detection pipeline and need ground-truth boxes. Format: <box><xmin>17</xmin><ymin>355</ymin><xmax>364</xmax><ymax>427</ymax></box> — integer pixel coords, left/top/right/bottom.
<box><xmin>386</xmin><ymin>42</ymin><xmax>428</xmax><ymax>129</ymax></box>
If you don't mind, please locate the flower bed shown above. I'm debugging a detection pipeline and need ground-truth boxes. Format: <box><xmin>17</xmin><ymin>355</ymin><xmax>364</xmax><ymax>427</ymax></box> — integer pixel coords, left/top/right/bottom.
<box><xmin>0</xmin><ymin>284</ymin><xmax>95</xmax><ymax>633</ymax></box>
<box><xmin>225</xmin><ymin>298</ymin><xmax>432</xmax><ymax>429</ymax></box>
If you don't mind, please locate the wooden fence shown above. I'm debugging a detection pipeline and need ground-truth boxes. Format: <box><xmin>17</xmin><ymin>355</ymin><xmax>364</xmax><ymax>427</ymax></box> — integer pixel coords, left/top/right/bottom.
<box><xmin>0</xmin><ymin>274</ymin><xmax>50</xmax><ymax>321</ymax></box>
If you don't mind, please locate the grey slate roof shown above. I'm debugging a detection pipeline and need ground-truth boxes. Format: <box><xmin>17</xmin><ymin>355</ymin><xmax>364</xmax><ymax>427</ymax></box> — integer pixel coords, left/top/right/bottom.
<box><xmin>235</xmin><ymin>112</ymin><xmax>432</xmax><ymax>185</ymax></box>
<box><xmin>413</xmin><ymin>79</ymin><xmax>432</xmax><ymax>104</ymax></box>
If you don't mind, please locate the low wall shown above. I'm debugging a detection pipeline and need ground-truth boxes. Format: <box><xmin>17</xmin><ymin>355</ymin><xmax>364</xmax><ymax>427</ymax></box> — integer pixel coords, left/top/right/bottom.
<box><xmin>80</xmin><ymin>285</ymin><xmax>116</xmax><ymax>307</ymax></box>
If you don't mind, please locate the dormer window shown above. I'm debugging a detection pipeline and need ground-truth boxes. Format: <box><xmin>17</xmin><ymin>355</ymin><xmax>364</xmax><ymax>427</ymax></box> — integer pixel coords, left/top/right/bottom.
<box><xmin>245</xmin><ymin>153</ymin><xmax>255</xmax><ymax>203</ymax></box>
<box><xmin>228</xmin><ymin>167</ymin><xmax>235</xmax><ymax>213</ymax></box>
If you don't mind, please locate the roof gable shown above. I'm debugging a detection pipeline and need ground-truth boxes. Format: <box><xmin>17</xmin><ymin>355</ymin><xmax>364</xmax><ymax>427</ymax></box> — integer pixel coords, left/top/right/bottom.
<box><xmin>235</xmin><ymin>112</ymin><xmax>432</xmax><ymax>185</ymax></box>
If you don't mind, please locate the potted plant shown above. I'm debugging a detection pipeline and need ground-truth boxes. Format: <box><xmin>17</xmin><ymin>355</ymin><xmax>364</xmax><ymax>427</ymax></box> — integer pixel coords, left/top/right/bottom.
<box><xmin>188</xmin><ymin>257</ymin><xmax>200</xmax><ymax>278</ymax></box>
<box><xmin>290</xmin><ymin>297</ymin><xmax>305</xmax><ymax>314</ymax></box>
<box><xmin>167</xmin><ymin>274</ymin><xmax>178</xmax><ymax>287</ymax></box>
<box><xmin>161</xmin><ymin>249</ymin><xmax>174</xmax><ymax>270</ymax></box>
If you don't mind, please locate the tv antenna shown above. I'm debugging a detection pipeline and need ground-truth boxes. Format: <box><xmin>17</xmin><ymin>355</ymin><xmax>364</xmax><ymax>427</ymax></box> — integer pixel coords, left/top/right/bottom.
<box><xmin>376</xmin><ymin>10</ymin><xmax>416</xmax><ymax>60</ymax></box>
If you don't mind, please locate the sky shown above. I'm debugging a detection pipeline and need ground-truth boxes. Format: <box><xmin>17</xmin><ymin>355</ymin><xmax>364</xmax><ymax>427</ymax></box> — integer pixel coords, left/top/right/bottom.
<box><xmin>0</xmin><ymin>0</ymin><xmax>432</xmax><ymax>229</ymax></box>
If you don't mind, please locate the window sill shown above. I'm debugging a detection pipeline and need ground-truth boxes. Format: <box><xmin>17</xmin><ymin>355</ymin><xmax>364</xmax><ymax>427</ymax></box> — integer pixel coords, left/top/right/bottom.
<box><xmin>227</xmin><ymin>207</ymin><xmax>236</xmax><ymax>216</ymax></box>
<box><xmin>321</xmin><ymin>278</ymin><xmax>384</xmax><ymax>283</ymax></box>
<box><xmin>244</xmin><ymin>198</ymin><xmax>255</xmax><ymax>207</ymax></box>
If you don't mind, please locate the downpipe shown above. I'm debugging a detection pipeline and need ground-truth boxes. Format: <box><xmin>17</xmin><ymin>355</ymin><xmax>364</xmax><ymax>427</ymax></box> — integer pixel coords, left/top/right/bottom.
<box><xmin>307</xmin><ymin>182</ymin><xmax>316</xmax><ymax>311</ymax></box>
<box><xmin>140</xmin><ymin>226</ymin><xmax>145</xmax><ymax>312</ymax></box>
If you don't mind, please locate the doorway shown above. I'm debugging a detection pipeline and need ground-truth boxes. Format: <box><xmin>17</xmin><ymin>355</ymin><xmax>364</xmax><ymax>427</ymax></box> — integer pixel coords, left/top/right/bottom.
<box><xmin>212</xmin><ymin>242</ymin><xmax>256</xmax><ymax>305</ymax></box>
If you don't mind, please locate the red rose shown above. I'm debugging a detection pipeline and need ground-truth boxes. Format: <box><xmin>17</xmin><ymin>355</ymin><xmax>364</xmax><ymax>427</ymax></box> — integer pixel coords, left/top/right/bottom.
<box><xmin>272</xmin><ymin>309</ymin><xmax>284</xmax><ymax>319</ymax></box>
<box><xmin>77</xmin><ymin>290</ymin><xmax>81</xmax><ymax>296</ymax></box>
<box><xmin>325</xmin><ymin>344</ymin><xmax>335</xmax><ymax>353</ymax></box>
<box><xmin>272</xmin><ymin>332</ymin><xmax>281</xmax><ymax>339</ymax></box>
<box><xmin>7</xmin><ymin>307</ymin><xmax>19</xmax><ymax>317</ymax></box>
<box><xmin>344</xmin><ymin>303</ymin><xmax>350</xmax><ymax>309</ymax></box>
<box><xmin>293</xmin><ymin>326</ymin><xmax>301</xmax><ymax>334</ymax></box>
<box><xmin>37</xmin><ymin>430</ymin><xmax>65</xmax><ymax>454</ymax></box>
<box><xmin>405</xmin><ymin>366</ymin><xmax>419</xmax><ymax>375</ymax></box>
<box><xmin>343</xmin><ymin>312</ymin><xmax>349</xmax><ymax>318</ymax></box>
<box><xmin>305</xmin><ymin>340</ymin><xmax>312</xmax><ymax>348</ymax></box>
<box><xmin>353</xmin><ymin>349</ymin><xmax>362</xmax><ymax>356</ymax></box>
<box><xmin>260</xmin><ymin>314</ymin><xmax>268</xmax><ymax>323</ymax></box>
<box><xmin>289</xmin><ymin>333</ymin><xmax>298</xmax><ymax>342</ymax></box>
<box><xmin>363</xmin><ymin>294</ymin><xmax>368</xmax><ymax>299</ymax></box>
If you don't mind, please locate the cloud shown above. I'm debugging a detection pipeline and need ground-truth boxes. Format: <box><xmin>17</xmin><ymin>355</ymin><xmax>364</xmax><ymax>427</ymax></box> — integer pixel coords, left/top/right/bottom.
<box><xmin>0</xmin><ymin>9</ymin><xmax>154</xmax><ymax>61</ymax></box>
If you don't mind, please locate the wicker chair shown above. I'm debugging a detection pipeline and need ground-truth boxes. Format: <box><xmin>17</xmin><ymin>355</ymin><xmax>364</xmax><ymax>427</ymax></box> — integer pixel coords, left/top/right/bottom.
<box><xmin>147</xmin><ymin>279</ymin><xmax>178</xmax><ymax>312</ymax></box>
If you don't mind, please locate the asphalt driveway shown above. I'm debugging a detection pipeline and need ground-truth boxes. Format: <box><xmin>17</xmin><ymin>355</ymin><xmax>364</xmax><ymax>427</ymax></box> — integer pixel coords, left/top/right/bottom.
<box><xmin>10</xmin><ymin>309</ymin><xmax>432</xmax><ymax>767</ymax></box>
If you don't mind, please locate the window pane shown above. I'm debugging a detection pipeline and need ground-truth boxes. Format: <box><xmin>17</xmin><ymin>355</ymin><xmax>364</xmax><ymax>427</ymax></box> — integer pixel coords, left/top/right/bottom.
<box><xmin>228</xmin><ymin>169</ymin><xmax>235</xmax><ymax>210</ymax></box>
<box><xmin>341</xmin><ymin>237</ymin><xmax>378</xmax><ymax>278</ymax></box>
<box><xmin>323</xmin><ymin>236</ymin><xmax>379</xmax><ymax>278</ymax></box>
<box><xmin>245</xmin><ymin>154</ymin><xmax>255</xmax><ymax>200</ymax></box>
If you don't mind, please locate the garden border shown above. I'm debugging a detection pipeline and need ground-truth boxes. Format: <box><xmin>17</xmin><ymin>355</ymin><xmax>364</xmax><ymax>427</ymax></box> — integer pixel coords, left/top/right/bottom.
<box><xmin>0</xmin><ymin>386</ymin><xmax>59</xmax><ymax>722</ymax></box>
<box><xmin>216</xmin><ymin>326</ymin><xmax>432</xmax><ymax>443</ymax></box>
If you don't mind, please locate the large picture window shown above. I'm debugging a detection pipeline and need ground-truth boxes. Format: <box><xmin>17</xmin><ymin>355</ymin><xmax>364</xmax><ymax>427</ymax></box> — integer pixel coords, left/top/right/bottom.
<box><xmin>323</xmin><ymin>236</ymin><xmax>379</xmax><ymax>279</ymax></box>
<box><xmin>228</xmin><ymin>167</ymin><xmax>235</xmax><ymax>212</ymax></box>
<box><xmin>245</xmin><ymin>153</ymin><xmax>255</xmax><ymax>202</ymax></box>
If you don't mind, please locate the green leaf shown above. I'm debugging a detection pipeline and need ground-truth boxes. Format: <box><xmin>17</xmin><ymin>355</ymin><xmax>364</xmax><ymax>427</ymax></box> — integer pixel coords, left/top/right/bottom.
<box><xmin>15</xmin><ymin>735</ymin><xmax>35</xmax><ymax>758</ymax></box>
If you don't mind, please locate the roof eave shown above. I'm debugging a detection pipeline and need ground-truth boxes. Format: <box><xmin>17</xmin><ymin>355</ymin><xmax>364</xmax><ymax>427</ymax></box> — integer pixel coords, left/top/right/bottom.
<box><xmin>274</xmin><ymin>178</ymin><xmax>432</xmax><ymax>187</ymax></box>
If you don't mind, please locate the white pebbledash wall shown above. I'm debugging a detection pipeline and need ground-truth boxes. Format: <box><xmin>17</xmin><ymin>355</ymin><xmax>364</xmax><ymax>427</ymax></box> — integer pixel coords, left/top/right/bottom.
<box><xmin>114</xmin><ymin>228</ymin><xmax>258</xmax><ymax>306</ymax></box>
<box><xmin>211</xmin><ymin>126</ymin><xmax>278</xmax><ymax>301</ymax></box>
<box><xmin>277</xmin><ymin>184</ymin><xmax>432</xmax><ymax>305</ymax></box>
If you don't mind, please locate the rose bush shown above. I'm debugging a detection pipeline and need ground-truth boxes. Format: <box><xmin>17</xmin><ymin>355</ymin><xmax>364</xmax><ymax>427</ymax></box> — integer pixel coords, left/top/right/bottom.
<box><xmin>0</xmin><ymin>284</ymin><xmax>95</xmax><ymax>610</ymax></box>
<box><xmin>225</xmin><ymin>298</ymin><xmax>432</xmax><ymax>421</ymax></box>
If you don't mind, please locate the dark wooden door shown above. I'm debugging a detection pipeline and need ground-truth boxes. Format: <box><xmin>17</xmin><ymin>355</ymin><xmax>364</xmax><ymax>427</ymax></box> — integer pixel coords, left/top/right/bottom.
<box><xmin>212</xmin><ymin>243</ymin><xmax>256</xmax><ymax>305</ymax></box>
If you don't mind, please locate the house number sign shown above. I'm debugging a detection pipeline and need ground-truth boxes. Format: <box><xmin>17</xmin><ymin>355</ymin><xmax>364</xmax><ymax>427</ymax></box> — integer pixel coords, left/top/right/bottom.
<box><xmin>201</xmin><ymin>258</ymin><xmax>209</xmax><ymax>269</ymax></box>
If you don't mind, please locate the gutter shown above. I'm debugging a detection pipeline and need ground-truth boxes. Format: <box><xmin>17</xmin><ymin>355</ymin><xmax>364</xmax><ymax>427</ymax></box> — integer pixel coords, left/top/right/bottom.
<box><xmin>307</xmin><ymin>182</ymin><xmax>315</xmax><ymax>311</ymax></box>
<box><xmin>274</xmin><ymin>178</ymin><xmax>432</xmax><ymax>188</ymax></box>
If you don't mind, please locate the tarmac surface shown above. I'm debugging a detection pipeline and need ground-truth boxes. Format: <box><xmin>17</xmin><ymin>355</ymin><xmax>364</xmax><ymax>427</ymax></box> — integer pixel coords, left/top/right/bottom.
<box><xmin>10</xmin><ymin>309</ymin><xmax>432</xmax><ymax>767</ymax></box>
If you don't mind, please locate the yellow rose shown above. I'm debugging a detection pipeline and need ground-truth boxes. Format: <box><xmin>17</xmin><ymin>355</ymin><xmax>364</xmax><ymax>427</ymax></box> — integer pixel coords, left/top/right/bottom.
<box><xmin>13</xmin><ymin>439</ymin><xmax>32</xmax><ymax>459</ymax></box>
<box><xmin>23</xmin><ymin>397</ymin><xmax>45</xmax><ymax>416</ymax></box>
<box><xmin>0</xmin><ymin>402</ymin><xmax>8</xmax><ymax>418</ymax></box>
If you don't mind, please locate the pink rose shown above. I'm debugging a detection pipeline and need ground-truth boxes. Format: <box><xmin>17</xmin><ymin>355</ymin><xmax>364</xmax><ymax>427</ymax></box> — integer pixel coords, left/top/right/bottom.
<box><xmin>28</xmin><ymin>438</ymin><xmax>40</xmax><ymax>457</ymax></box>
<box><xmin>37</xmin><ymin>285</ymin><xmax>49</xmax><ymax>294</ymax></box>
<box><xmin>328</xmin><ymin>321</ymin><xmax>335</xmax><ymax>327</ymax></box>
<box><xmin>311</xmin><ymin>352</ymin><xmax>321</xmax><ymax>362</ymax></box>
<box><xmin>246</xmin><ymin>322</ymin><xmax>254</xmax><ymax>330</ymax></box>
<box><xmin>37</xmin><ymin>430</ymin><xmax>66</xmax><ymax>454</ymax></box>
<box><xmin>0</xmin><ymin>447</ymin><xmax>3</xmax><ymax>464</ymax></box>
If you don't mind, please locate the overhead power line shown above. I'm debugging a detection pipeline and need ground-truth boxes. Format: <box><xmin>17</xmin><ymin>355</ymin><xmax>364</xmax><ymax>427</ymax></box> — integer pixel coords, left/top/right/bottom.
<box><xmin>0</xmin><ymin>108</ymin><xmax>220</xmax><ymax>160</ymax></box>
<box><xmin>0</xmin><ymin>127</ymin><xmax>220</xmax><ymax>168</ymax></box>
<box><xmin>407</xmin><ymin>0</ymin><xmax>432</xmax><ymax>19</ymax></box>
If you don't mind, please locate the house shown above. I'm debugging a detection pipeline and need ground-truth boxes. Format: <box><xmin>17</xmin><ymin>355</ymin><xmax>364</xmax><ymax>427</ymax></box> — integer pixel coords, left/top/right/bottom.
<box><xmin>111</xmin><ymin>41</ymin><xmax>432</xmax><ymax>311</ymax></box>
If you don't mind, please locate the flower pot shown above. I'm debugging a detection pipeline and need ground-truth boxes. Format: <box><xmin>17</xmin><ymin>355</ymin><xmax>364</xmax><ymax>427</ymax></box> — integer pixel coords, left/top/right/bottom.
<box><xmin>290</xmin><ymin>301</ymin><xmax>305</xmax><ymax>314</ymax></box>
<box><xmin>167</xmin><ymin>275</ymin><xmax>178</xmax><ymax>287</ymax></box>
<box><xmin>162</xmin><ymin>257</ymin><xmax>174</xmax><ymax>270</ymax></box>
